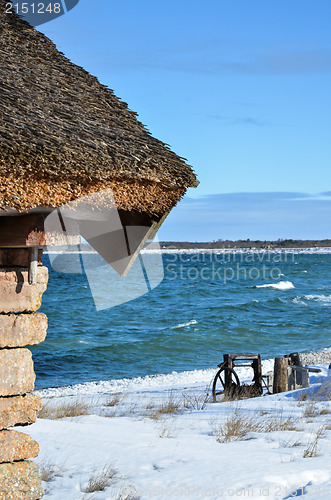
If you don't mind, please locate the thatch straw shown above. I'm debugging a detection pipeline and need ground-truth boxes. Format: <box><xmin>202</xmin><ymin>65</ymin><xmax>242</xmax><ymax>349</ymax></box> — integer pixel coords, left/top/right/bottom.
<box><xmin>0</xmin><ymin>2</ymin><xmax>198</xmax><ymax>217</ymax></box>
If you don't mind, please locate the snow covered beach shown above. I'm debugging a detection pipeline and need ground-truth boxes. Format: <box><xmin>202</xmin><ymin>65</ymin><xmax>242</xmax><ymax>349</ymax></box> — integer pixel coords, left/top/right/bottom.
<box><xmin>26</xmin><ymin>249</ymin><xmax>331</xmax><ymax>498</ymax></box>
<box><xmin>24</xmin><ymin>354</ymin><xmax>331</xmax><ymax>499</ymax></box>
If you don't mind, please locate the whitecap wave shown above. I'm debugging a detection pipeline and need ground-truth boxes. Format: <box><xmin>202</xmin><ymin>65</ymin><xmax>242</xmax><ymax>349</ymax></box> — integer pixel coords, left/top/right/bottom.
<box><xmin>255</xmin><ymin>281</ymin><xmax>295</xmax><ymax>290</ymax></box>
<box><xmin>293</xmin><ymin>297</ymin><xmax>307</xmax><ymax>306</ymax></box>
<box><xmin>304</xmin><ymin>295</ymin><xmax>331</xmax><ymax>305</ymax></box>
<box><xmin>172</xmin><ymin>319</ymin><xmax>198</xmax><ymax>329</ymax></box>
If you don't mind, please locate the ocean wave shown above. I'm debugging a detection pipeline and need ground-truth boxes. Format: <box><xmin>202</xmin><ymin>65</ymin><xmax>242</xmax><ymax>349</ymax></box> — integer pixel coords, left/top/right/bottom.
<box><xmin>304</xmin><ymin>295</ymin><xmax>331</xmax><ymax>305</ymax></box>
<box><xmin>228</xmin><ymin>297</ymin><xmax>285</xmax><ymax>310</ymax></box>
<box><xmin>292</xmin><ymin>297</ymin><xmax>307</xmax><ymax>306</ymax></box>
<box><xmin>292</xmin><ymin>294</ymin><xmax>331</xmax><ymax>306</ymax></box>
<box><xmin>254</xmin><ymin>281</ymin><xmax>295</xmax><ymax>290</ymax></box>
<box><xmin>172</xmin><ymin>319</ymin><xmax>198</xmax><ymax>329</ymax></box>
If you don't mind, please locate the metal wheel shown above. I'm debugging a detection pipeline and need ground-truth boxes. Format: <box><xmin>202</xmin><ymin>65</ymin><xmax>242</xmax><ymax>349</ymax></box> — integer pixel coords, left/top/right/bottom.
<box><xmin>212</xmin><ymin>366</ymin><xmax>240</xmax><ymax>402</ymax></box>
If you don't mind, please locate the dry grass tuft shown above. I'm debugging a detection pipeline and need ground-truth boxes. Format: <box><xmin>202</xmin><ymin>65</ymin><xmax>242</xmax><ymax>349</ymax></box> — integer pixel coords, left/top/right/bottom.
<box><xmin>303</xmin><ymin>426</ymin><xmax>326</xmax><ymax>458</ymax></box>
<box><xmin>115</xmin><ymin>483</ymin><xmax>140</xmax><ymax>500</ymax></box>
<box><xmin>157</xmin><ymin>419</ymin><xmax>177</xmax><ymax>439</ymax></box>
<box><xmin>147</xmin><ymin>393</ymin><xmax>182</xmax><ymax>420</ymax></box>
<box><xmin>297</xmin><ymin>391</ymin><xmax>309</xmax><ymax>404</ymax></box>
<box><xmin>303</xmin><ymin>401</ymin><xmax>319</xmax><ymax>418</ymax></box>
<box><xmin>320</xmin><ymin>408</ymin><xmax>331</xmax><ymax>415</ymax></box>
<box><xmin>317</xmin><ymin>390</ymin><xmax>331</xmax><ymax>401</ymax></box>
<box><xmin>38</xmin><ymin>460</ymin><xmax>63</xmax><ymax>482</ymax></box>
<box><xmin>183</xmin><ymin>389</ymin><xmax>211</xmax><ymax>411</ymax></box>
<box><xmin>83</xmin><ymin>465</ymin><xmax>119</xmax><ymax>493</ymax></box>
<box><xmin>37</xmin><ymin>399</ymin><xmax>91</xmax><ymax>420</ymax></box>
<box><xmin>210</xmin><ymin>409</ymin><xmax>303</xmax><ymax>444</ymax></box>
<box><xmin>105</xmin><ymin>393</ymin><xmax>124</xmax><ymax>407</ymax></box>
<box><xmin>145</xmin><ymin>400</ymin><xmax>156</xmax><ymax>411</ymax></box>
<box><xmin>298</xmin><ymin>387</ymin><xmax>331</xmax><ymax>403</ymax></box>
<box><xmin>210</xmin><ymin>411</ymin><xmax>263</xmax><ymax>443</ymax></box>
<box><xmin>264</xmin><ymin>412</ymin><xmax>301</xmax><ymax>432</ymax></box>
<box><xmin>279</xmin><ymin>438</ymin><xmax>303</xmax><ymax>448</ymax></box>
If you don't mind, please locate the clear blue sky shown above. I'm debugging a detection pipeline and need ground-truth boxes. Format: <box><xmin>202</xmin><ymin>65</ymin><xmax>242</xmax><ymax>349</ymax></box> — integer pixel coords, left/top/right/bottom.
<box><xmin>39</xmin><ymin>0</ymin><xmax>331</xmax><ymax>241</ymax></box>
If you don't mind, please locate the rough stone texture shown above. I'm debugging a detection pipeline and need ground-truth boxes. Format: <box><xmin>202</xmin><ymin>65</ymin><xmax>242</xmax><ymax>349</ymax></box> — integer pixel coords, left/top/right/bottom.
<box><xmin>0</xmin><ymin>313</ymin><xmax>47</xmax><ymax>348</ymax></box>
<box><xmin>0</xmin><ymin>394</ymin><xmax>42</xmax><ymax>430</ymax></box>
<box><xmin>0</xmin><ymin>461</ymin><xmax>43</xmax><ymax>499</ymax></box>
<box><xmin>0</xmin><ymin>266</ymin><xmax>48</xmax><ymax>313</ymax></box>
<box><xmin>0</xmin><ymin>348</ymin><xmax>35</xmax><ymax>396</ymax></box>
<box><xmin>0</xmin><ymin>430</ymin><xmax>39</xmax><ymax>463</ymax></box>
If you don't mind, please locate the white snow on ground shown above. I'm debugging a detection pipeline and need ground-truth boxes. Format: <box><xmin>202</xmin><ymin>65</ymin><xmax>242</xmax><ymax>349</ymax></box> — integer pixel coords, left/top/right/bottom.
<box><xmin>18</xmin><ymin>361</ymin><xmax>331</xmax><ymax>500</ymax></box>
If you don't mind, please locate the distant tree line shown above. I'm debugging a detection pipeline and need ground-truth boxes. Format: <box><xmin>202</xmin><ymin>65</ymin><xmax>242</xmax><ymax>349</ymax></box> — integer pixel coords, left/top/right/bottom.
<box><xmin>160</xmin><ymin>239</ymin><xmax>331</xmax><ymax>249</ymax></box>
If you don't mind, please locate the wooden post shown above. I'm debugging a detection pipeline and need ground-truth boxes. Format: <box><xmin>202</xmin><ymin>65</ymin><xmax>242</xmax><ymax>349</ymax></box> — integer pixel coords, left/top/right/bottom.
<box><xmin>28</xmin><ymin>248</ymin><xmax>39</xmax><ymax>285</ymax></box>
<box><xmin>273</xmin><ymin>357</ymin><xmax>289</xmax><ymax>393</ymax></box>
<box><xmin>223</xmin><ymin>354</ymin><xmax>232</xmax><ymax>389</ymax></box>
<box><xmin>289</xmin><ymin>352</ymin><xmax>303</xmax><ymax>386</ymax></box>
<box><xmin>289</xmin><ymin>352</ymin><xmax>302</xmax><ymax>367</ymax></box>
<box><xmin>252</xmin><ymin>354</ymin><xmax>262</xmax><ymax>388</ymax></box>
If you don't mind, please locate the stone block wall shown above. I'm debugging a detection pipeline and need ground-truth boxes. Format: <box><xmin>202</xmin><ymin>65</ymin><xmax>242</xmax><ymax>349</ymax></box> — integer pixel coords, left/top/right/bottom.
<box><xmin>0</xmin><ymin>250</ymin><xmax>47</xmax><ymax>499</ymax></box>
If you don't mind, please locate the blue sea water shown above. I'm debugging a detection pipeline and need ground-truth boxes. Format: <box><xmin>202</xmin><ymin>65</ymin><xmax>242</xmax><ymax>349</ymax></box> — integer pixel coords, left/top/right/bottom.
<box><xmin>31</xmin><ymin>251</ymin><xmax>331</xmax><ymax>389</ymax></box>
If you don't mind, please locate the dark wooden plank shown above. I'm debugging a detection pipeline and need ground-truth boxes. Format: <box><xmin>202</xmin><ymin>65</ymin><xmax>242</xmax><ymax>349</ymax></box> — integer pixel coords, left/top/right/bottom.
<box><xmin>0</xmin><ymin>249</ymin><xmax>42</xmax><ymax>267</ymax></box>
<box><xmin>0</xmin><ymin>215</ymin><xmax>80</xmax><ymax>248</ymax></box>
<box><xmin>291</xmin><ymin>366</ymin><xmax>321</xmax><ymax>373</ymax></box>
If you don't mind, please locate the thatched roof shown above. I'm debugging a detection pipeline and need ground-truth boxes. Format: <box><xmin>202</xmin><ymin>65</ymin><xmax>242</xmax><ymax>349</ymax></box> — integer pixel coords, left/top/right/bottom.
<box><xmin>0</xmin><ymin>1</ymin><xmax>198</xmax><ymax>218</ymax></box>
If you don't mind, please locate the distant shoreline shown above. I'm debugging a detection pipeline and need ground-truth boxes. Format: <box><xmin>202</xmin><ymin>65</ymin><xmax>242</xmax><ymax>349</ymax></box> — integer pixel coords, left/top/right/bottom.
<box><xmin>160</xmin><ymin>239</ymin><xmax>331</xmax><ymax>250</ymax></box>
<box><xmin>43</xmin><ymin>239</ymin><xmax>331</xmax><ymax>254</ymax></box>
<box><xmin>45</xmin><ymin>246</ymin><xmax>331</xmax><ymax>254</ymax></box>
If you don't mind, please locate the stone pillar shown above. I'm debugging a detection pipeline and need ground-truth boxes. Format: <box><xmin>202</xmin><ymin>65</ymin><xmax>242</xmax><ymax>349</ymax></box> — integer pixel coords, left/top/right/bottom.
<box><xmin>0</xmin><ymin>249</ymin><xmax>47</xmax><ymax>500</ymax></box>
<box><xmin>0</xmin><ymin>213</ymin><xmax>80</xmax><ymax>498</ymax></box>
